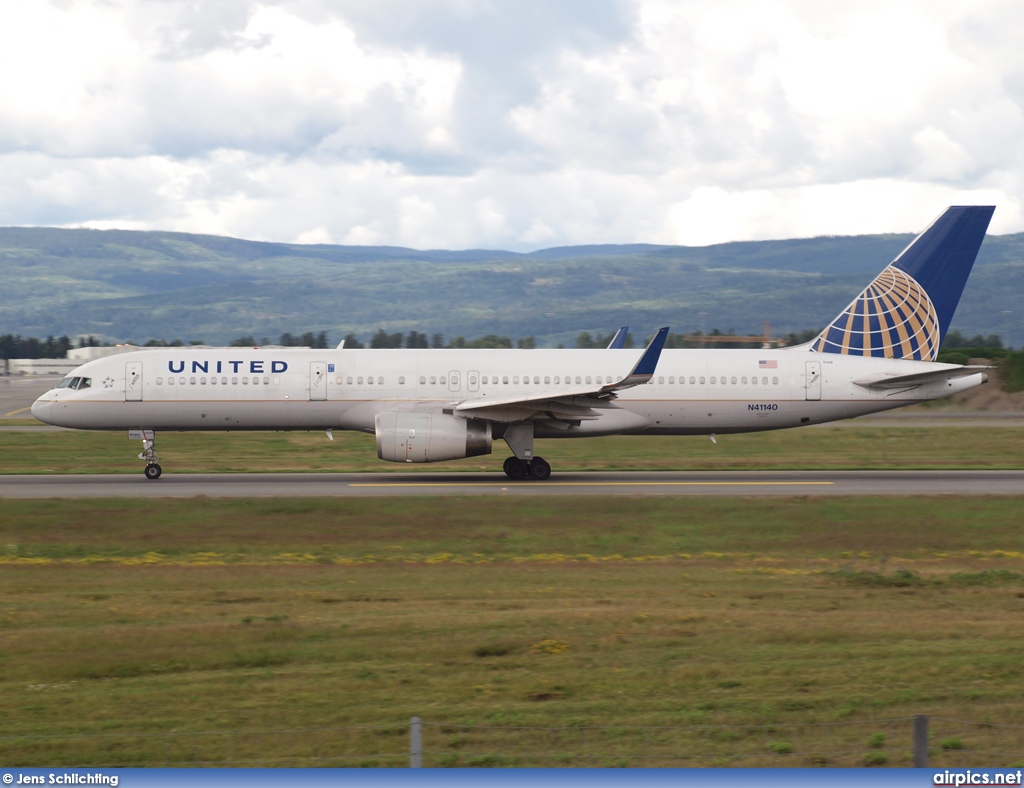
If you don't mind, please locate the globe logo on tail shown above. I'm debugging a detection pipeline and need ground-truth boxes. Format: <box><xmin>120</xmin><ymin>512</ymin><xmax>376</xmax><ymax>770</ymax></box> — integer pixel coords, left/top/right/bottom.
<box><xmin>812</xmin><ymin>266</ymin><xmax>941</xmax><ymax>361</ymax></box>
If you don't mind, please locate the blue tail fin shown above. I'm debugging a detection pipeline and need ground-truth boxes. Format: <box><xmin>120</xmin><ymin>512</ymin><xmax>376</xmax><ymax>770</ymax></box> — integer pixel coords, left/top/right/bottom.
<box><xmin>811</xmin><ymin>206</ymin><xmax>994</xmax><ymax>360</ymax></box>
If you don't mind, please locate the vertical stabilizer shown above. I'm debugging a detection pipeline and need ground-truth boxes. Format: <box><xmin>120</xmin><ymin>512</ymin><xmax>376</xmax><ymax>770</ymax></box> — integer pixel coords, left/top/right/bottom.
<box><xmin>811</xmin><ymin>206</ymin><xmax>994</xmax><ymax>360</ymax></box>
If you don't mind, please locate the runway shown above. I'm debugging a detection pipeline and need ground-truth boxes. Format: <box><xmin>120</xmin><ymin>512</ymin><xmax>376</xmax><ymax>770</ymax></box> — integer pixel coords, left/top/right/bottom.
<box><xmin>1</xmin><ymin>470</ymin><xmax>1022</xmax><ymax>498</ymax></box>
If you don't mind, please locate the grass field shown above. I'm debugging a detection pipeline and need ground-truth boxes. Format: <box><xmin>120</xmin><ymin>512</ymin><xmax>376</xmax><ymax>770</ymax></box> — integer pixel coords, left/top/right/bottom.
<box><xmin>1</xmin><ymin>424</ymin><xmax>1024</xmax><ymax>474</ymax></box>
<box><xmin>3</xmin><ymin>496</ymin><xmax>1024</xmax><ymax>767</ymax></box>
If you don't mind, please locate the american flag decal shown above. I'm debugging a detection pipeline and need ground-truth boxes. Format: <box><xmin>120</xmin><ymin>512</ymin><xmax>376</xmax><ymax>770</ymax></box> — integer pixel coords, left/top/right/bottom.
<box><xmin>758</xmin><ymin>360</ymin><xmax>778</xmax><ymax>369</ymax></box>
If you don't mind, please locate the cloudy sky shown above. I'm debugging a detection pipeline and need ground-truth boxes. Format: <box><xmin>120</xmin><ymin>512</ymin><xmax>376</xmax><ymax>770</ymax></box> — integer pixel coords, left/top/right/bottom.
<box><xmin>2</xmin><ymin>0</ymin><xmax>1023</xmax><ymax>250</ymax></box>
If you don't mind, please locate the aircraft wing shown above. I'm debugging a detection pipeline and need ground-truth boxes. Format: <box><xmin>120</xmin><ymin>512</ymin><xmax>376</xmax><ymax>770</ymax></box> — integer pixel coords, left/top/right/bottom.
<box><xmin>606</xmin><ymin>326</ymin><xmax>629</xmax><ymax>349</ymax></box>
<box><xmin>853</xmin><ymin>365</ymin><xmax>992</xmax><ymax>390</ymax></box>
<box><xmin>454</xmin><ymin>327</ymin><xmax>668</xmax><ymax>421</ymax></box>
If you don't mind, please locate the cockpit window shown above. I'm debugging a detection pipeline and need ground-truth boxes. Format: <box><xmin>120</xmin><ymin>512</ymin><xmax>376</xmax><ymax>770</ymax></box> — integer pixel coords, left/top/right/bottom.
<box><xmin>57</xmin><ymin>377</ymin><xmax>90</xmax><ymax>390</ymax></box>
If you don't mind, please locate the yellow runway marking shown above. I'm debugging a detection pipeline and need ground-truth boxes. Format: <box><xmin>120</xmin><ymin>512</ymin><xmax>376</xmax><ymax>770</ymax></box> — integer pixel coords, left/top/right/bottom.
<box><xmin>351</xmin><ymin>481</ymin><xmax>835</xmax><ymax>488</ymax></box>
<box><xmin>3</xmin><ymin>407</ymin><xmax>32</xmax><ymax>416</ymax></box>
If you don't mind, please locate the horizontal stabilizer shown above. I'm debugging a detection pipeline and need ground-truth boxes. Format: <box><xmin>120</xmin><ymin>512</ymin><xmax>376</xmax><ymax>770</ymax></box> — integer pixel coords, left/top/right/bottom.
<box><xmin>854</xmin><ymin>365</ymin><xmax>991</xmax><ymax>390</ymax></box>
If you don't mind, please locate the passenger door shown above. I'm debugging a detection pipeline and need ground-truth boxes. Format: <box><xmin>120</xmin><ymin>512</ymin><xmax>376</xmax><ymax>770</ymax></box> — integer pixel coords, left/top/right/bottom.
<box><xmin>805</xmin><ymin>361</ymin><xmax>821</xmax><ymax>401</ymax></box>
<box><xmin>309</xmin><ymin>362</ymin><xmax>327</xmax><ymax>401</ymax></box>
<box><xmin>125</xmin><ymin>362</ymin><xmax>143</xmax><ymax>402</ymax></box>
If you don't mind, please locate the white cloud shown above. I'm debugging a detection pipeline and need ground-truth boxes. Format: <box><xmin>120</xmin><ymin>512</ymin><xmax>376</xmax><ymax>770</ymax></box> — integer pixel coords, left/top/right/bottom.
<box><xmin>1</xmin><ymin>0</ymin><xmax>1024</xmax><ymax>248</ymax></box>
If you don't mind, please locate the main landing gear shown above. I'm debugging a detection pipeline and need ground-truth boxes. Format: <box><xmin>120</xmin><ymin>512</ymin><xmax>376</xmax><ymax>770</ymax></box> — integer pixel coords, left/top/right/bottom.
<box><xmin>500</xmin><ymin>423</ymin><xmax>550</xmax><ymax>480</ymax></box>
<box><xmin>137</xmin><ymin>431</ymin><xmax>162</xmax><ymax>480</ymax></box>
<box><xmin>503</xmin><ymin>455</ymin><xmax>551</xmax><ymax>481</ymax></box>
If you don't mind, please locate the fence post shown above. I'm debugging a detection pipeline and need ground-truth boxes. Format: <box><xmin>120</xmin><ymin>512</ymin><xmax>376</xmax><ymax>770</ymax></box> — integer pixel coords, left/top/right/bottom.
<box><xmin>410</xmin><ymin>717</ymin><xmax>422</xmax><ymax>768</ymax></box>
<box><xmin>913</xmin><ymin>715</ymin><xmax>929</xmax><ymax>767</ymax></box>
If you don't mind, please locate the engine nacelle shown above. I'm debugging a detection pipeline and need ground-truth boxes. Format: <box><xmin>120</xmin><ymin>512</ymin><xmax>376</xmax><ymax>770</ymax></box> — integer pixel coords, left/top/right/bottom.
<box><xmin>375</xmin><ymin>411</ymin><xmax>492</xmax><ymax>463</ymax></box>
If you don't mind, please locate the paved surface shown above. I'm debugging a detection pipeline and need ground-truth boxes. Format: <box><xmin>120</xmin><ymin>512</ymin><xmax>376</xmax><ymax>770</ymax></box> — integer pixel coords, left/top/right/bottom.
<box><xmin>1</xmin><ymin>470</ymin><xmax>1022</xmax><ymax>498</ymax></box>
<box><xmin>0</xmin><ymin>376</ymin><xmax>58</xmax><ymax>418</ymax></box>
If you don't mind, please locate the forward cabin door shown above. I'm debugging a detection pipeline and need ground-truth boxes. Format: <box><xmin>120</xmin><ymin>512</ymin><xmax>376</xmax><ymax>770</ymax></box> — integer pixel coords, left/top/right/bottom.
<box><xmin>309</xmin><ymin>362</ymin><xmax>327</xmax><ymax>401</ymax></box>
<box><xmin>805</xmin><ymin>361</ymin><xmax>821</xmax><ymax>401</ymax></box>
<box><xmin>125</xmin><ymin>362</ymin><xmax>143</xmax><ymax>402</ymax></box>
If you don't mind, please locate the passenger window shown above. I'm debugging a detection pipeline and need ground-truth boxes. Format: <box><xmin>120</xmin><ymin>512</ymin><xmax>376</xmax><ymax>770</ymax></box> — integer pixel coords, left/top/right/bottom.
<box><xmin>554</xmin><ymin>376</ymin><xmax>560</xmax><ymax>384</ymax></box>
<box><xmin>210</xmin><ymin>377</ymin><xmax>217</xmax><ymax>385</ymax></box>
<box><xmin>242</xmin><ymin>377</ymin><xmax>248</xmax><ymax>385</ymax></box>
<box><xmin>367</xmin><ymin>377</ymin><xmax>373</xmax><ymax>385</ymax></box>
<box><xmin>710</xmin><ymin>376</ymin><xmax>716</xmax><ymax>384</ymax></box>
<box><xmin>157</xmin><ymin>377</ymin><xmax>163</xmax><ymax>385</ymax></box>
<box><xmin>336</xmin><ymin>376</ymin><xmax>343</xmax><ymax>384</ymax></box>
<box><xmin>419</xmin><ymin>376</ymin><xmax>425</xmax><ymax>385</ymax></box>
<box><xmin>399</xmin><ymin>376</ymin><xmax>406</xmax><ymax>384</ymax></box>
<box><xmin>200</xmin><ymin>377</ymin><xmax>207</xmax><ymax>385</ymax></box>
<box><xmin>752</xmin><ymin>377</ymin><xmax>758</xmax><ymax>385</ymax></box>
<box><xmin>378</xmin><ymin>377</ymin><xmax>384</xmax><ymax>385</ymax></box>
<box><xmin>169</xmin><ymin>378</ymin><xmax>175</xmax><ymax>386</ymax></box>
<box><xmin>534</xmin><ymin>376</ymin><xmax>540</xmax><ymax>384</ymax></box>
<box><xmin>772</xmin><ymin>376</ymin><xmax>779</xmax><ymax>385</ymax></box>
<box><xmin>699</xmin><ymin>376</ymin><xmax>705</xmax><ymax>384</ymax></box>
<box><xmin>264</xmin><ymin>377</ymin><xmax>270</xmax><ymax>385</ymax></box>
<box><xmin>513</xmin><ymin>376</ymin><xmax>520</xmax><ymax>384</ymax></box>
<box><xmin>668</xmin><ymin>377</ymin><xmax>674</xmax><ymax>384</ymax></box>
<box><xmin>273</xmin><ymin>377</ymin><xmax>280</xmax><ymax>385</ymax></box>
<box><xmin>731</xmin><ymin>377</ymin><xmax>737</xmax><ymax>384</ymax></box>
<box><xmin>428</xmin><ymin>376</ymin><xmax>435</xmax><ymax>385</ymax></box>
<box><xmin>657</xmin><ymin>376</ymin><xmax>664</xmax><ymax>384</ymax></box>
<box><xmin>575</xmin><ymin>376</ymin><xmax>581</xmax><ymax>384</ymax></box>
<box><xmin>222</xmin><ymin>377</ymin><xmax>228</xmax><ymax>385</ymax></box>
<box><xmin>544</xmin><ymin>376</ymin><xmax>550</xmax><ymax>384</ymax></box>
<box><xmin>762</xmin><ymin>376</ymin><xmax>768</xmax><ymax>385</ymax></box>
<box><xmin>503</xmin><ymin>376</ymin><xmax>509</xmax><ymax>384</ymax></box>
<box><xmin>742</xmin><ymin>376</ymin><xmax>747</xmax><ymax>384</ymax></box>
<box><xmin>586</xmin><ymin>376</ymin><xmax>592</xmax><ymax>384</ymax></box>
<box><xmin>231</xmin><ymin>377</ymin><xmax>238</xmax><ymax>385</ymax></box>
<box><xmin>189</xmin><ymin>377</ymin><xmax>196</xmax><ymax>385</ymax></box>
<box><xmin>253</xmin><ymin>377</ymin><xmax>259</xmax><ymax>386</ymax></box>
<box><xmin>689</xmin><ymin>376</ymin><xmax>695</xmax><ymax>384</ymax></box>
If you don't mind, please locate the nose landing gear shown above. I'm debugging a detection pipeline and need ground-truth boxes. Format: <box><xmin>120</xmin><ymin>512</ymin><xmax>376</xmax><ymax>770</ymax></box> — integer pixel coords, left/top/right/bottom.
<box><xmin>133</xmin><ymin>430</ymin><xmax>162</xmax><ymax>480</ymax></box>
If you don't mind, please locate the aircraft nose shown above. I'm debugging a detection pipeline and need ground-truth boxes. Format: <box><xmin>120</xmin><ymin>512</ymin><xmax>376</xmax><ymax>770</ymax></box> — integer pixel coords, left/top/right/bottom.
<box><xmin>31</xmin><ymin>396</ymin><xmax>52</xmax><ymax>423</ymax></box>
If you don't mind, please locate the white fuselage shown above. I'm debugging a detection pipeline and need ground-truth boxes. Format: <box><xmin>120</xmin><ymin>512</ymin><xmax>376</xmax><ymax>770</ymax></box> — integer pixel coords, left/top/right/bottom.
<box><xmin>31</xmin><ymin>346</ymin><xmax>985</xmax><ymax>437</ymax></box>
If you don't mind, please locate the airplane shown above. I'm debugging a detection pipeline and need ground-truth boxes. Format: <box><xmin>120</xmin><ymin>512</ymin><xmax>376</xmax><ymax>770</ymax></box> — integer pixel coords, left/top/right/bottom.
<box><xmin>31</xmin><ymin>205</ymin><xmax>995</xmax><ymax>481</ymax></box>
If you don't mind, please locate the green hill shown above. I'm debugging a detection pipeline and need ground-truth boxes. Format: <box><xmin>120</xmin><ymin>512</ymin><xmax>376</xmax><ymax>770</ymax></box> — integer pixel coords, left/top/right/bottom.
<box><xmin>0</xmin><ymin>226</ymin><xmax>1021</xmax><ymax>347</ymax></box>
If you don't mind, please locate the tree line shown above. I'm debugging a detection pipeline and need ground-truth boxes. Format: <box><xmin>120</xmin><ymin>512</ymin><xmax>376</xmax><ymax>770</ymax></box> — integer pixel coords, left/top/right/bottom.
<box><xmin>2</xmin><ymin>329</ymin><xmax>1012</xmax><ymax>358</ymax></box>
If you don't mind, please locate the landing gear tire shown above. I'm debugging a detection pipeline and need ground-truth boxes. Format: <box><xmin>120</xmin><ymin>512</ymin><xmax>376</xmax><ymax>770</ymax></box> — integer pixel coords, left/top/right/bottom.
<box><xmin>503</xmin><ymin>457</ymin><xmax>529</xmax><ymax>480</ymax></box>
<box><xmin>528</xmin><ymin>457</ymin><xmax>551</xmax><ymax>481</ymax></box>
<box><xmin>144</xmin><ymin>463</ymin><xmax>162</xmax><ymax>480</ymax></box>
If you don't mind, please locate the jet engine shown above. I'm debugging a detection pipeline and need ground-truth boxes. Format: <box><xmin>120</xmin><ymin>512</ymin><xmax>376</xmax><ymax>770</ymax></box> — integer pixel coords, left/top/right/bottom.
<box><xmin>375</xmin><ymin>411</ymin><xmax>492</xmax><ymax>463</ymax></box>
